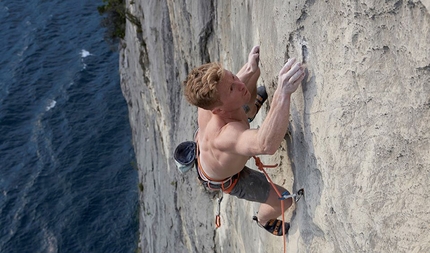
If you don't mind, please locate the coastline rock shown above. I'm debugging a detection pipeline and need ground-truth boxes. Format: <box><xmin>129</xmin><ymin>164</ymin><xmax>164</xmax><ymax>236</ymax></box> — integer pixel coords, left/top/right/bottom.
<box><xmin>120</xmin><ymin>1</ymin><xmax>430</xmax><ymax>252</ymax></box>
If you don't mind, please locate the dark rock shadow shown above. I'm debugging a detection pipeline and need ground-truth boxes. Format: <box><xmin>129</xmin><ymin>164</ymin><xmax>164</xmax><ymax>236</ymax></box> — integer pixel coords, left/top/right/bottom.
<box><xmin>285</xmin><ymin>67</ymin><xmax>325</xmax><ymax>246</ymax></box>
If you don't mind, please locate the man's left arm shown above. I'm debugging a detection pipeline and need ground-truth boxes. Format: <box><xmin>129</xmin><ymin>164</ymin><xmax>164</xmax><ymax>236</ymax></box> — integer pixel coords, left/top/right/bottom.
<box><xmin>236</xmin><ymin>46</ymin><xmax>260</xmax><ymax>89</ymax></box>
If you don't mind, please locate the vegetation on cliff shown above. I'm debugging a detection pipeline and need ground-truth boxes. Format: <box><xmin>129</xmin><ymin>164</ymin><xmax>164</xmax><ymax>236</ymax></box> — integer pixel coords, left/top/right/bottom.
<box><xmin>98</xmin><ymin>0</ymin><xmax>141</xmax><ymax>48</ymax></box>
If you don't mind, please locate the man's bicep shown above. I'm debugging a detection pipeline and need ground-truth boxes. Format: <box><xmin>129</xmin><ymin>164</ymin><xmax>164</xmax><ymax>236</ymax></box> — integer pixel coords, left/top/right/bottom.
<box><xmin>215</xmin><ymin>125</ymin><xmax>260</xmax><ymax>156</ymax></box>
<box><xmin>235</xmin><ymin>129</ymin><xmax>262</xmax><ymax>156</ymax></box>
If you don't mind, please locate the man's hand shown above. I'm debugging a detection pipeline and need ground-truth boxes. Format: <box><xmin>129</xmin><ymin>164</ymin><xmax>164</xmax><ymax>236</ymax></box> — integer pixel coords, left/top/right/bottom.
<box><xmin>278</xmin><ymin>58</ymin><xmax>305</xmax><ymax>95</ymax></box>
<box><xmin>247</xmin><ymin>46</ymin><xmax>260</xmax><ymax>73</ymax></box>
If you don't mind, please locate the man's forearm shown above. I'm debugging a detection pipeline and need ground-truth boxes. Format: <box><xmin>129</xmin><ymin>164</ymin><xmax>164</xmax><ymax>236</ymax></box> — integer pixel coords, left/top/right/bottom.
<box><xmin>253</xmin><ymin>58</ymin><xmax>304</xmax><ymax>154</ymax></box>
<box><xmin>236</xmin><ymin>63</ymin><xmax>256</xmax><ymax>85</ymax></box>
<box><xmin>255</xmin><ymin>90</ymin><xmax>292</xmax><ymax>155</ymax></box>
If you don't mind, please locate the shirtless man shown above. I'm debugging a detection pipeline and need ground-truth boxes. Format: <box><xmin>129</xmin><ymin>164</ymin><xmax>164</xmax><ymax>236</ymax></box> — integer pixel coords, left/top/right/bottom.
<box><xmin>183</xmin><ymin>46</ymin><xmax>305</xmax><ymax>235</ymax></box>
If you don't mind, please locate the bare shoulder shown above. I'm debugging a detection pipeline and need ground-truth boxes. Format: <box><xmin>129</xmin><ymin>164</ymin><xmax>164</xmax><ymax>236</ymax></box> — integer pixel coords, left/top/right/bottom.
<box><xmin>197</xmin><ymin>110</ymin><xmax>225</xmax><ymax>148</ymax></box>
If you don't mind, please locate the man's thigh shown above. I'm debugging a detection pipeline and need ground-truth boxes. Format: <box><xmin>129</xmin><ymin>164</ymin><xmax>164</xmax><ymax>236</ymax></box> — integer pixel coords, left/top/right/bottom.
<box><xmin>228</xmin><ymin>166</ymin><xmax>271</xmax><ymax>203</ymax></box>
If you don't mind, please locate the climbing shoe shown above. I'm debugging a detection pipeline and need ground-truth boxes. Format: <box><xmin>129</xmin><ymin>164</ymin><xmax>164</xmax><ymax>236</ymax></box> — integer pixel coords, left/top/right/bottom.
<box><xmin>252</xmin><ymin>216</ymin><xmax>290</xmax><ymax>236</ymax></box>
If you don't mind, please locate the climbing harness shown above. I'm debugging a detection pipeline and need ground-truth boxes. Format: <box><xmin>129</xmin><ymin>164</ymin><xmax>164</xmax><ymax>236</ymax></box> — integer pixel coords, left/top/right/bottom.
<box><xmin>197</xmin><ymin>160</ymin><xmax>239</xmax><ymax>193</ymax></box>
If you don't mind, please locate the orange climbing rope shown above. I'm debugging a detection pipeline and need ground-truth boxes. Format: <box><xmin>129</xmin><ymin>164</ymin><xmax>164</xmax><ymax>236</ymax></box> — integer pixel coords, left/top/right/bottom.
<box><xmin>253</xmin><ymin>156</ymin><xmax>288</xmax><ymax>253</ymax></box>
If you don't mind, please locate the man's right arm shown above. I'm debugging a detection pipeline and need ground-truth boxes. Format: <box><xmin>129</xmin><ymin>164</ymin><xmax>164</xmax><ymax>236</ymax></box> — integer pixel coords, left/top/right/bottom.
<box><xmin>216</xmin><ymin>58</ymin><xmax>306</xmax><ymax>157</ymax></box>
<box><xmin>254</xmin><ymin>58</ymin><xmax>305</xmax><ymax>153</ymax></box>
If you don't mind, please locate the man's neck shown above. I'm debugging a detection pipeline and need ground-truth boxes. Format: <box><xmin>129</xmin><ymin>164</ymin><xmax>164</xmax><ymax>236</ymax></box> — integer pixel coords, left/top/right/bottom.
<box><xmin>216</xmin><ymin>107</ymin><xmax>247</xmax><ymax>122</ymax></box>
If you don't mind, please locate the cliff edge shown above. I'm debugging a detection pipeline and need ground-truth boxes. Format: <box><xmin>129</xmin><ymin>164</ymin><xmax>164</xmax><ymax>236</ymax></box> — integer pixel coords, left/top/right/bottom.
<box><xmin>119</xmin><ymin>1</ymin><xmax>430</xmax><ymax>252</ymax></box>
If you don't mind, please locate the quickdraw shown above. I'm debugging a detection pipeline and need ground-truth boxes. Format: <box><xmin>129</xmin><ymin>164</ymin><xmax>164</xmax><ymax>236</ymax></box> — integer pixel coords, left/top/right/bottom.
<box><xmin>215</xmin><ymin>194</ymin><xmax>223</xmax><ymax>228</ymax></box>
<box><xmin>280</xmin><ymin>188</ymin><xmax>305</xmax><ymax>202</ymax></box>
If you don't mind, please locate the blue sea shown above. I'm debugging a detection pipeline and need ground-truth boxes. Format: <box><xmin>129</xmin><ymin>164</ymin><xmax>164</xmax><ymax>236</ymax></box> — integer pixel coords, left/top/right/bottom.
<box><xmin>0</xmin><ymin>1</ymin><xmax>138</xmax><ymax>252</ymax></box>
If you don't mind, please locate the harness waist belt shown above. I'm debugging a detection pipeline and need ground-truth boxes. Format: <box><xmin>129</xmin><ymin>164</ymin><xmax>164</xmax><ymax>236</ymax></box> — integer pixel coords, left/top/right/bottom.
<box><xmin>196</xmin><ymin>156</ymin><xmax>239</xmax><ymax>193</ymax></box>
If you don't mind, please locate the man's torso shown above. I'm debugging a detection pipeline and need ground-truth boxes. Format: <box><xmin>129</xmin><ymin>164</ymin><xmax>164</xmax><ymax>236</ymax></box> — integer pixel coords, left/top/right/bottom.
<box><xmin>197</xmin><ymin>108</ymin><xmax>250</xmax><ymax>180</ymax></box>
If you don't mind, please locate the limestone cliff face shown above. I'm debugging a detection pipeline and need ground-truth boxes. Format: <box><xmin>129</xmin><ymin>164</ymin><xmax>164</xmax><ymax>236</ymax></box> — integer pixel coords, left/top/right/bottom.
<box><xmin>119</xmin><ymin>1</ymin><xmax>430</xmax><ymax>252</ymax></box>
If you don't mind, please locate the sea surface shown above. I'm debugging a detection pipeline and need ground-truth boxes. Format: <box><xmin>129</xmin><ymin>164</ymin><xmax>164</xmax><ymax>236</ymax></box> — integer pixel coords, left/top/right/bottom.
<box><xmin>0</xmin><ymin>1</ymin><xmax>138</xmax><ymax>252</ymax></box>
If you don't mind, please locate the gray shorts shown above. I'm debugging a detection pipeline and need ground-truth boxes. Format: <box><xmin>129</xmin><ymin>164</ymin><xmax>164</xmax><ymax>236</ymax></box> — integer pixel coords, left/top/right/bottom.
<box><xmin>228</xmin><ymin>166</ymin><xmax>271</xmax><ymax>203</ymax></box>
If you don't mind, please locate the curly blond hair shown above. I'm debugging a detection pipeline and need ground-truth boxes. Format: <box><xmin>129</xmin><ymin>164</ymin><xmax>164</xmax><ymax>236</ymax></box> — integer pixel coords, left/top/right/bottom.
<box><xmin>183</xmin><ymin>62</ymin><xmax>224</xmax><ymax>110</ymax></box>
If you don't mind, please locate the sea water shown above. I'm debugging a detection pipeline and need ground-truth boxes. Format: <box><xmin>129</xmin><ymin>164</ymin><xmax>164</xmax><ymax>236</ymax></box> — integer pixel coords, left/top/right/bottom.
<box><xmin>0</xmin><ymin>0</ymin><xmax>138</xmax><ymax>252</ymax></box>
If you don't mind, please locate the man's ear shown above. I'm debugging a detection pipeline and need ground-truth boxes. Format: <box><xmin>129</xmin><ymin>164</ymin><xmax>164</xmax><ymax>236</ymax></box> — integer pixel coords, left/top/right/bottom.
<box><xmin>211</xmin><ymin>107</ymin><xmax>222</xmax><ymax>114</ymax></box>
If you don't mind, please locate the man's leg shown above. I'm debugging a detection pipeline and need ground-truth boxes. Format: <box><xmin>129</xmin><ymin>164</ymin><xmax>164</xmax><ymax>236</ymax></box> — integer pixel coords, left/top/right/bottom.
<box><xmin>256</xmin><ymin>184</ymin><xmax>293</xmax><ymax>226</ymax></box>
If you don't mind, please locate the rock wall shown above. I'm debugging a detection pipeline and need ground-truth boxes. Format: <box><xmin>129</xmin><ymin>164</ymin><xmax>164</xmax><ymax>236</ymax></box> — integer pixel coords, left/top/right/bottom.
<box><xmin>119</xmin><ymin>0</ymin><xmax>430</xmax><ymax>252</ymax></box>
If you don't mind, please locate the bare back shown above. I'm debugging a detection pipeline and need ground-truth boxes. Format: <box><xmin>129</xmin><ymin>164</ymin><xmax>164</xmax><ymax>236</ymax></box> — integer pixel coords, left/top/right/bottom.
<box><xmin>197</xmin><ymin>108</ymin><xmax>251</xmax><ymax>180</ymax></box>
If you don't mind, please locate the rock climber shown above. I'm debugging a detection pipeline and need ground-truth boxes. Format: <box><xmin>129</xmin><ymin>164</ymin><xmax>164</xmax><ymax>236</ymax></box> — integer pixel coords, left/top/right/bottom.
<box><xmin>182</xmin><ymin>45</ymin><xmax>306</xmax><ymax>235</ymax></box>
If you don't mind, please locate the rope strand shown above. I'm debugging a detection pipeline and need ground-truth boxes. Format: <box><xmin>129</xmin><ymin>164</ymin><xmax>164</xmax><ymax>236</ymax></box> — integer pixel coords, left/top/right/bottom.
<box><xmin>253</xmin><ymin>156</ymin><xmax>287</xmax><ymax>253</ymax></box>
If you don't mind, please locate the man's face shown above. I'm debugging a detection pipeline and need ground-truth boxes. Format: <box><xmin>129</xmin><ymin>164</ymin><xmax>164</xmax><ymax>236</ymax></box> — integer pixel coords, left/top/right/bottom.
<box><xmin>217</xmin><ymin>69</ymin><xmax>250</xmax><ymax>110</ymax></box>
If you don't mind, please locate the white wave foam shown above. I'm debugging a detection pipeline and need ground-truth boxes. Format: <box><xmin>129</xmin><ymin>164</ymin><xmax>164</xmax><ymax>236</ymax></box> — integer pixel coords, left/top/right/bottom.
<box><xmin>46</xmin><ymin>100</ymin><xmax>56</xmax><ymax>111</ymax></box>
<box><xmin>42</xmin><ymin>227</ymin><xmax>58</xmax><ymax>253</ymax></box>
<box><xmin>80</xmin><ymin>49</ymin><xmax>91</xmax><ymax>58</ymax></box>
